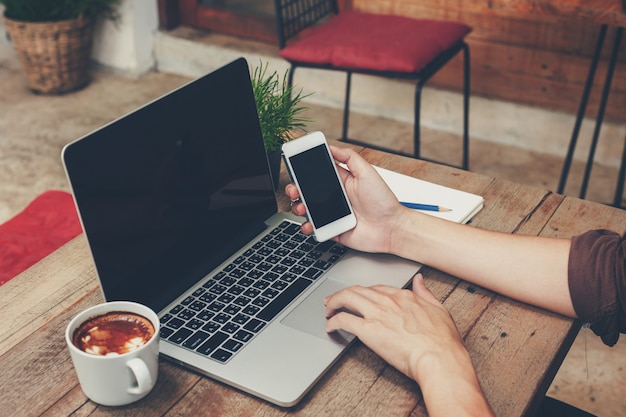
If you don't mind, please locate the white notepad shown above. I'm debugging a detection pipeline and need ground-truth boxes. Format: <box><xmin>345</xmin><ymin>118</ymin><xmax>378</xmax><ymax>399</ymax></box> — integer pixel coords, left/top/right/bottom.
<box><xmin>374</xmin><ymin>166</ymin><xmax>484</xmax><ymax>224</ymax></box>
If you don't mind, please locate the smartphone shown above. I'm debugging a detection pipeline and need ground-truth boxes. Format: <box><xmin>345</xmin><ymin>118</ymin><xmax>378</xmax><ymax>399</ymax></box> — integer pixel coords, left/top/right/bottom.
<box><xmin>282</xmin><ymin>131</ymin><xmax>356</xmax><ymax>242</ymax></box>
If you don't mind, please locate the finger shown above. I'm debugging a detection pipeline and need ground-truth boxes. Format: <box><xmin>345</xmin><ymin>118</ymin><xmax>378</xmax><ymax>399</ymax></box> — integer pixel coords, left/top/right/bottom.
<box><xmin>329</xmin><ymin>145</ymin><xmax>351</xmax><ymax>164</ymax></box>
<box><xmin>285</xmin><ymin>183</ymin><xmax>300</xmax><ymax>200</ymax></box>
<box><xmin>285</xmin><ymin>183</ymin><xmax>313</xmax><ymax>233</ymax></box>
<box><xmin>324</xmin><ymin>285</ymin><xmax>381</xmax><ymax>319</ymax></box>
<box><xmin>299</xmin><ymin>222</ymin><xmax>313</xmax><ymax>235</ymax></box>
<box><xmin>368</xmin><ymin>283</ymin><xmax>404</xmax><ymax>296</ymax></box>
<box><xmin>329</xmin><ymin>146</ymin><xmax>353</xmax><ymax>184</ymax></box>
<box><xmin>325</xmin><ymin>311</ymin><xmax>365</xmax><ymax>335</ymax></box>
<box><xmin>330</xmin><ymin>145</ymin><xmax>374</xmax><ymax>178</ymax></box>
<box><xmin>285</xmin><ymin>184</ymin><xmax>307</xmax><ymax>217</ymax></box>
<box><xmin>365</xmin><ymin>284</ymin><xmax>423</xmax><ymax>312</ymax></box>
<box><xmin>291</xmin><ymin>202</ymin><xmax>307</xmax><ymax>217</ymax></box>
<box><xmin>335</xmin><ymin>161</ymin><xmax>352</xmax><ymax>184</ymax></box>
<box><xmin>327</xmin><ymin>283</ymin><xmax>407</xmax><ymax>308</ymax></box>
<box><xmin>411</xmin><ymin>274</ymin><xmax>440</xmax><ymax>306</ymax></box>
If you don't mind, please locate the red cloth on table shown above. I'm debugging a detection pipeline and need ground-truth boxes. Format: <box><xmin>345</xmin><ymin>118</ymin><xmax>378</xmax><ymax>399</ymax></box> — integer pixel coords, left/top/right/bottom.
<box><xmin>0</xmin><ymin>190</ymin><xmax>82</xmax><ymax>285</ymax></box>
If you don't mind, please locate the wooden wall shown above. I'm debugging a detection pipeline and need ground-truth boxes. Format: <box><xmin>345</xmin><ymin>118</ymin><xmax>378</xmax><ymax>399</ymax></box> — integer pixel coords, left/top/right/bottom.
<box><xmin>353</xmin><ymin>0</ymin><xmax>626</xmax><ymax>122</ymax></box>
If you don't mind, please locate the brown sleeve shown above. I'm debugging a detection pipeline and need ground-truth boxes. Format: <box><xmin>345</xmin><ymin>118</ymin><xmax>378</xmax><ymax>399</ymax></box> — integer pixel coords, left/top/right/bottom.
<box><xmin>568</xmin><ymin>229</ymin><xmax>626</xmax><ymax>347</ymax></box>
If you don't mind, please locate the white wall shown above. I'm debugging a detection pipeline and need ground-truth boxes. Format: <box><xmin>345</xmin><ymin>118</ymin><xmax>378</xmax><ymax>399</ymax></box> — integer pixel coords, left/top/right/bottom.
<box><xmin>91</xmin><ymin>0</ymin><xmax>158</xmax><ymax>76</ymax></box>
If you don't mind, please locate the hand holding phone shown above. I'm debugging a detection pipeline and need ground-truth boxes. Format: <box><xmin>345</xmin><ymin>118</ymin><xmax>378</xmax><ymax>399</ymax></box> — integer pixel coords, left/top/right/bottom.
<box><xmin>282</xmin><ymin>131</ymin><xmax>356</xmax><ymax>242</ymax></box>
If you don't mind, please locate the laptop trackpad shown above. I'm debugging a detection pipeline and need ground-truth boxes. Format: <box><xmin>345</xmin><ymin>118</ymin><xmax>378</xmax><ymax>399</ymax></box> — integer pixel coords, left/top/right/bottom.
<box><xmin>281</xmin><ymin>278</ymin><xmax>355</xmax><ymax>345</ymax></box>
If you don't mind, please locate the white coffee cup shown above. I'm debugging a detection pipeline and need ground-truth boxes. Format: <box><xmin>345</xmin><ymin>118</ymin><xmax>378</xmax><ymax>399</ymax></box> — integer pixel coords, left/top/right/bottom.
<box><xmin>65</xmin><ymin>301</ymin><xmax>160</xmax><ymax>406</ymax></box>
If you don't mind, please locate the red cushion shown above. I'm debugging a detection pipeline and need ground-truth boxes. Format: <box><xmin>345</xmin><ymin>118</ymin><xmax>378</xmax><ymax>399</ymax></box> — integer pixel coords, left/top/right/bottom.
<box><xmin>279</xmin><ymin>11</ymin><xmax>472</xmax><ymax>73</ymax></box>
<box><xmin>0</xmin><ymin>190</ymin><xmax>82</xmax><ymax>285</ymax></box>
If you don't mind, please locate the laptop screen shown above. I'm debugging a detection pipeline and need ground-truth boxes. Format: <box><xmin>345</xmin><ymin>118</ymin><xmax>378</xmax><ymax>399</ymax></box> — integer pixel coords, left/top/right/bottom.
<box><xmin>63</xmin><ymin>59</ymin><xmax>277</xmax><ymax>312</ymax></box>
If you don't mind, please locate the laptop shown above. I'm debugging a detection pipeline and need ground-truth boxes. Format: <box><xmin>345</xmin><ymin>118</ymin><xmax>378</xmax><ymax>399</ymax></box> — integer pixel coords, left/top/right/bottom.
<box><xmin>61</xmin><ymin>57</ymin><xmax>424</xmax><ymax>406</ymax></box>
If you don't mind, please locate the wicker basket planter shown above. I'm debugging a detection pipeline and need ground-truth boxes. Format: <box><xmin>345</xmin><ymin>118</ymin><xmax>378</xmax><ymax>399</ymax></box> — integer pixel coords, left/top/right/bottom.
<box><xmin>3</xmin><ymin>14</ymin><xmax>95</xmax><ymax>94</ymax></box>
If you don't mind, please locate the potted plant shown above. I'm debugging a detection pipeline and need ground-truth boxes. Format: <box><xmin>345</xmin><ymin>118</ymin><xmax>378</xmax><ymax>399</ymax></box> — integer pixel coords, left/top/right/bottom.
<box><xmin>251</xmin><ymin>62</ymin><xmax>312</xmax><ymax>189</ymax></box>
<box><xmin>1</xmin><ymin>0</ymin><xmax>120</xmax><ymax>94</ymax></box>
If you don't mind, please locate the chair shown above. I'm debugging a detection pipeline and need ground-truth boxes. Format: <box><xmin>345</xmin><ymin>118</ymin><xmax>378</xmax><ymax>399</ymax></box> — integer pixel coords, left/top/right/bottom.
<box><xmin>557</xmin><ymin>24</ymin><xmax>625</xmax><ymax>207</ymax></box>
<box><xmin>273</xmin><ymin>0</ymin><xmax>472</xmax><ymax>169</ymax></box>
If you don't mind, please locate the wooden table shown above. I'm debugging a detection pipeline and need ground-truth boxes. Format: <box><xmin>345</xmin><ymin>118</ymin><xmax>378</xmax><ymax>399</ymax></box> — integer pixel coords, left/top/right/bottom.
<box><xmin>1</xmin><ymin>144</ymin><xmax>625</xmax><ymax>417</ymax></box>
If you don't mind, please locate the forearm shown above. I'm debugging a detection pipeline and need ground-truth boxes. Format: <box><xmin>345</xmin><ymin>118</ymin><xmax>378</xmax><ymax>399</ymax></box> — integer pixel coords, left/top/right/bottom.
<box><xmin>390</xmin><ymin>209</ymin><xmax>576</xmax><ymax>318</ymax></box>
<box><xmin>415</xmin><ymin>344</ymin><xmax>494</xmax><ymax>417</ymax></box>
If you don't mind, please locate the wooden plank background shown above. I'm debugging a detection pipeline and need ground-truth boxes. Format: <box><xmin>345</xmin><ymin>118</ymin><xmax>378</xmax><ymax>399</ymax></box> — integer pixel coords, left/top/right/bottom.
<box><xmin>354</xmin><ymin>0</ymin><xmax>626</xmax><ymax>122</ymax></box>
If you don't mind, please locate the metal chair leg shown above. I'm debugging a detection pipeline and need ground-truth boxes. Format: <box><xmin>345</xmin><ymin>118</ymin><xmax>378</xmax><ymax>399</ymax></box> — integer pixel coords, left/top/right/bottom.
<box><xmin>287</xmin><ymin>64</ymin><xmax>296</xmax><ymax>88</ymax></box>
<box><xmin>558</xmin><ymin>25</ymin><xmax>607</xmax><ymax>195</ymax></box>
<box><xmin>414</xmin><ymin>80</ymin><xmax>425</xmax><ymax>160</ymax></box>
<box><xmin>580</xmin><ymin>26</ymin><xmax>623</xmax><ymax>199</ymax></box>
<box><xmin>414</xmin><ymin>43</ymin><xmax>470</xmax><ymax>170</ymax></box>
<box><xmin>413</xmin><ymin>44</ymin><xmax>470</xmax><ymax>170</ymax></box>
<box><xmin>614</xmin><ymin>134</ymin><xmax>626</xmax><ymax>207</ymax></box>
<box><xmin>341</xmin><ymin>71</ymin><xmax>352</xmax><ymax>141</ymax></box>
<box><xmin>462</xmin><ymin>42</ymin><xmax>470</xmax><ymax>171</ymax></box>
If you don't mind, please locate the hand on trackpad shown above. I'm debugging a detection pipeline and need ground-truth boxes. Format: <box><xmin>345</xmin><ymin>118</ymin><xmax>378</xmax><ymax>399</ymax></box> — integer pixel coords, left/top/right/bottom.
<box><xmin>280</xmin><ymin>278</ymin><xmax>355</xmax><ymax>345</ymax></box>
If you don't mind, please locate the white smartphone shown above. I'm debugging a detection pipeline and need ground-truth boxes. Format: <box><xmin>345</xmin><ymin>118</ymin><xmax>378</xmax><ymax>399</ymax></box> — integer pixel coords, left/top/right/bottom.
<box><xmin>282</xmin><ymin>131</ymin><xmax>357</xmax><ymax>242</ymax></box>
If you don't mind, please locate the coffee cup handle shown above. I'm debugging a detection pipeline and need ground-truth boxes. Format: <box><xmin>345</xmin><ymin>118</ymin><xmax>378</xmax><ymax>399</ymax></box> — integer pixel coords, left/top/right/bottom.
<box><xmin>126</xmin><ymin>357</ymin><xmax>153</xmax><ymax>395</ymax></box>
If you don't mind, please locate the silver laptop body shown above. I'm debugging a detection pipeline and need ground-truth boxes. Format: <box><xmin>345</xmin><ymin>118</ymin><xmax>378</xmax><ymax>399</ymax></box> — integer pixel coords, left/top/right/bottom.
<box><xmin>62</xmin><ymin>58</ymin><xmax>420</xmax><ymax>406</ymax></box>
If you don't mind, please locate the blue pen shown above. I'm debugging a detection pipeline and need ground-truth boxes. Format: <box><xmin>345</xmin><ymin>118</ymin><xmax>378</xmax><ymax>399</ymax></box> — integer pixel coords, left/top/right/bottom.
<box><xmin>400</xmin><ymin>201</ymin><xmax>452</xmax><ymax>212</ymax></box>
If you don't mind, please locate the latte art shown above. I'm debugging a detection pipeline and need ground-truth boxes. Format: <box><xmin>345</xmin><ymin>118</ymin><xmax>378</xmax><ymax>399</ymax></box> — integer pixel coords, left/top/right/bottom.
<box><xmin>73</xmin><ymin>311</ymin><xmax>155</xmax><ymax>356</ymax></box>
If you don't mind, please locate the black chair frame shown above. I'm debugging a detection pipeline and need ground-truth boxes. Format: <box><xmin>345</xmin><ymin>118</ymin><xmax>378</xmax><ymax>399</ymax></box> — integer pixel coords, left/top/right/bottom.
<box><xmin>557</xmin><ymin>24</ymin><xmax>625</xmax><ymax>207</ymax></box>
<box><xmin>275</xmin><ymin>0</ymin><xmax>471</xmax><ymax>170</ymax></box>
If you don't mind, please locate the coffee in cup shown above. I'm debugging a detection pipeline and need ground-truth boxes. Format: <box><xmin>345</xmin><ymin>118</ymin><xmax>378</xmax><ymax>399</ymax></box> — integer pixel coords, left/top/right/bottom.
<box><xmin>72</xmin><ymin>311</ymin><xmax>155</xmax><ymax>356</ymax></box>
<box><xmin>65</xmin><ymin>301</ymin><xmax>160</xmax><ymax>406</ymax></box>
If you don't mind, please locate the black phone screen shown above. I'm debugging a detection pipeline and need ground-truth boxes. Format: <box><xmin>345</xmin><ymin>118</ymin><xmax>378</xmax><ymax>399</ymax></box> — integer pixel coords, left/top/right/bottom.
<box><xmin>288</xmin><ymin>144</ymin><xmax>351</xmax><ymax>228</ymax></box>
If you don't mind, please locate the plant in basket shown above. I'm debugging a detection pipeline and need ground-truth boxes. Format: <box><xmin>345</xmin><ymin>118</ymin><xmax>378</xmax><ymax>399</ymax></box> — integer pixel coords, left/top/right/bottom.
<box><xmin>251</xmin><ymin>61</ymin><xmax>312</xmax><ymax>188</ymax></box>
<box><xmin>1</xmin><ymin>0</ymin><xmax>120</xmax><ymax>94</ymax></box>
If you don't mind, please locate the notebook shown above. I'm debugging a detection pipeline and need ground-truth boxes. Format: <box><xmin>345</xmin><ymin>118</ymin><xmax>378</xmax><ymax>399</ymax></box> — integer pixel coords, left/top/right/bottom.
<box><xmin>374</xmin><ymin>166</ymin><xmax>484</xmax><ymax>224</ymax></box>
<box><xmin>61</xmin><ymin>57</ymin><xmax>481</xmax><ymax>407</ymax></box>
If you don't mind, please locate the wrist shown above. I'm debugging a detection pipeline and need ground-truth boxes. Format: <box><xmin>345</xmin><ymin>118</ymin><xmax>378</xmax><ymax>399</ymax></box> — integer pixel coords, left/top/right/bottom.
<box><xmin>387</xmin><ymin>207</ymin><xmax>425</xmax><ymax>259</ymax></box>
<box><xmin>412</xmin><ymin>346</ymin><xmax>494</xmax><ymax>417</ymax></box>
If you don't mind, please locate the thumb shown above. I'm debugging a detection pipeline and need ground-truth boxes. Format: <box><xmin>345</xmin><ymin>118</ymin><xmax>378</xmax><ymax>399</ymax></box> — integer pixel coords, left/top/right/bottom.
<box><xmin>411</xmin><ymin>274</ymin><xmax>440</xmax><ymax>305</ymax></box>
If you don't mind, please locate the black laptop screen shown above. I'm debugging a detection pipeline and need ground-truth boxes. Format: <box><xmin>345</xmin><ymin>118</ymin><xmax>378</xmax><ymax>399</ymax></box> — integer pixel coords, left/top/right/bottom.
<box><xmin>63</xmin><ymin>59</ymin><xmax>277</xmax><ymax>312</ymax></box>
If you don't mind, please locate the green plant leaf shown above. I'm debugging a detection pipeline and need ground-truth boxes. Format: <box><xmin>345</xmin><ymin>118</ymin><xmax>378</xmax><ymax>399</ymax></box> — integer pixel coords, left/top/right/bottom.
<box><xmin>251</xmin><ymin>61</ymin><xmax>313</xmax><ymax>152</ymax></box>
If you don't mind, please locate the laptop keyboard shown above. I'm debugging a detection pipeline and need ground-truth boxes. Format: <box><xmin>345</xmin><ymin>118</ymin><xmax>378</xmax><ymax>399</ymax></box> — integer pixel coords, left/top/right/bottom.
<box><xmin>159</xmin><ymin>220</ymin><xmax>348</xmax><ymax>364</ymax></box>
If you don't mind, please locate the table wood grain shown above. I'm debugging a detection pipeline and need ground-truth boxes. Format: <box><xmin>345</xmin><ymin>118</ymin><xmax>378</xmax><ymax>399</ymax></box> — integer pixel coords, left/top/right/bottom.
<box><xmin>1</xmin><ymin>144</ymin><xmax>625</xmax><ymax>417</ymax></box>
